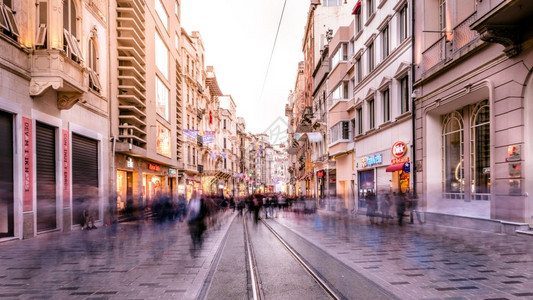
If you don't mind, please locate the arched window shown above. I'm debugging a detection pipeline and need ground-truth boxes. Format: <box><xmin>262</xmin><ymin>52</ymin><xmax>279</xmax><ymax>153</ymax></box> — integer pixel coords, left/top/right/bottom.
<box><xmin>470</xmin><ymin>99</ymin><xmax>490</xmax><ymax>199</ymax></box>
<box><xmin>63</xmin><ymin>0</ymin><xmax>77</xmax><ymax>37</ymax></box>
<box><xmin>442</xmin><ymin>111</ymin><xmax>464</xmax><ymax>198</ymax></box>
<box><xmin>87</xmin><ymin>37</ymin><xmax>102</xmax><ymax>92</ymax></box>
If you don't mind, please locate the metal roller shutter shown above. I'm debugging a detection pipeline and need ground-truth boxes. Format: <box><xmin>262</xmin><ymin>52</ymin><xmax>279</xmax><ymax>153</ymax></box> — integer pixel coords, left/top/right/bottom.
<box><xmin>0</xmin><ymin>110</ymin><xmax>13</xmax><ymax>238</ymax></box>
<box><xmin>72</xmin><ymin>133</ymin><xmax>98</xmax><ymax>225</ymax></box>
<box><xmin>36</xmin><ymin>122</ymin><xmax>57</xmax><ymax>232</ymax></box>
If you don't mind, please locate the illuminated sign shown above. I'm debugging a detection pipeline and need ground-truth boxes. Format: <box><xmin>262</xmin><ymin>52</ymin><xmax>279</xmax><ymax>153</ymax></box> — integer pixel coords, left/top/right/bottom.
<box><xmin>317</xmin><ymin>171</ymin><xmax>324</xmax><ymax>178</ymax></box>
<box><xmin>169</xmin><ymin>168</ymin><xmax>177</xmax><ymax>176</ymax></box>
<box><xmin>366</xmin><ymin>154</ymin><xmax>382</xmax><ymax>166</ymax></box>
<box><xmin>392</xmin><ymin>141</ymin><xmax>407</xmax><ymax>158</ymax></box>
<box><xmin>148</xmin><ymin>163</ymin><xmax>160</xmax><ymax>172</ymax></box>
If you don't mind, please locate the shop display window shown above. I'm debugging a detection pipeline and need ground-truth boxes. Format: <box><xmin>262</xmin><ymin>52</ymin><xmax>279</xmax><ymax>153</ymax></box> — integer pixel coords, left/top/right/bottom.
<box><xmin>156</xmin><ymin>122</ymin><xmax>171</xmax><ymax>157</ymax></box>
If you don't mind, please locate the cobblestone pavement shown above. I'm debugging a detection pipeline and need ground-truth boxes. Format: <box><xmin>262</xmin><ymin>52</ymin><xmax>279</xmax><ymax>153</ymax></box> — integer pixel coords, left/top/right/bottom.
<box><xmin>0</xmin><ymin>213</ymin><xmax>235</xmax><ymax>300</ymax></box>
<box><xmin>274</xmin><ymin>210</ymin><xmax>533</xmax><ymax>300</ymax></box>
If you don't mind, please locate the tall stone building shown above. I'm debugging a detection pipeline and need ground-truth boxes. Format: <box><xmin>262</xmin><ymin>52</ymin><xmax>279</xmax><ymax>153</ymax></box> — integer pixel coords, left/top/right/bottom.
<box><xmin>0</xmin><ymin>0</ymin><xmax>111</xmax><ymax>239</ymax></box>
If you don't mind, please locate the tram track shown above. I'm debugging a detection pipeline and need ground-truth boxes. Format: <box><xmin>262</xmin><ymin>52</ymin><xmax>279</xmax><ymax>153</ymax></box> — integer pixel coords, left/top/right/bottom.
<box><xmin>243</xmin><ymin>216</ymin><xmax>344</xmax><ymax>300</ymax></box>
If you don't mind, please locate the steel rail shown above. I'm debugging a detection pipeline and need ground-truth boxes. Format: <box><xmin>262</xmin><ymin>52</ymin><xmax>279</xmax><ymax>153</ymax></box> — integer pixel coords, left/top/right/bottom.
<box><xmin>261</xmin><ymin>219</ymin><xmax>343</xmax><ymax>300</ymax></box>
<box><xmin>243</xmin><ymin>216</ymin><xmax>261</xmax><ymax>300</ymax></box>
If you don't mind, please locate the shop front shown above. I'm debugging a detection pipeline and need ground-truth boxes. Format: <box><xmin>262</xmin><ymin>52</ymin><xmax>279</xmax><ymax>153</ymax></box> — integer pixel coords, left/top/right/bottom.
<box><xmin>385</xmin><ymin>141</ymin><xmax>410</xmax><ymax>194</ymax></box>
<box><xmin>186</xmin><ymin>179</ymin><xmax>200</xmax><ymax>200</ymax></box>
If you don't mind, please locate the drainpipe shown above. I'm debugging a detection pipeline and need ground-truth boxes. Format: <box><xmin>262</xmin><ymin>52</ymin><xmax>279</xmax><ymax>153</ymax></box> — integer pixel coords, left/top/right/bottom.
<box><xmin>411</xmin><ymin>0</ymin><xmax>417</xmax><ymax>198</ymax></box>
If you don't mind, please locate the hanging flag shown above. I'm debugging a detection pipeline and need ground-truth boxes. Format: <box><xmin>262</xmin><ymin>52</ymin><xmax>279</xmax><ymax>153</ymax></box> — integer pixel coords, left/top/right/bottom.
<box><xmin>209</xmin><ymin>111</ymin><xmax>213</xmax><ymax>124</ymax></box>
<box><xmin>352</xmin><ymin>1</ymin><xmax>361</xmax><ymax>15</ymax></box>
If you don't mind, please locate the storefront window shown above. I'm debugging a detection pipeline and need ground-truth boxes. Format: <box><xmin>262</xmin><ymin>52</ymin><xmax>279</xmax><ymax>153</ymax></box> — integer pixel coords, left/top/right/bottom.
<box><xmin>156</xmin><ymin>122</ymin><xmax>171</xmax><ymax>157</ymax></box>
<box><xmin>358</xmin><ymin>170</ymin><xmax>375</xmax><ymax>208</ymax></box>
<box><xmin>471</xmin><ymin>100</ymin><xmax>490</xmax><ymax>199</ymax></box>
<box><xmin>442</xmin><ymin>111</ymin><xmax>464</xmax><ymax>198</ymax></box>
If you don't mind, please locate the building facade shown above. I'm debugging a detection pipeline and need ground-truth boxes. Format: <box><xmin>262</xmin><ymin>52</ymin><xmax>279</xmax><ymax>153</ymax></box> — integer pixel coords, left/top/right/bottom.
<box><xmin>0</xmin><ymin>0</ymin><xmax>111</xmax><ymax>240</ymax></box>
<box><xmin>414</xmin><ymin>0</ymin><xmax>533</xmax><ymax>227</ymax></box>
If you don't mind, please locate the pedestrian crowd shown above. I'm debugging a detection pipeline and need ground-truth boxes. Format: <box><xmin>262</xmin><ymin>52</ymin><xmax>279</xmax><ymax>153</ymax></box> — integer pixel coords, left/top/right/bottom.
<box><xmin>364</xmin><ymin>191</ymin><xmax>424</xmax><ymax>226</ymax></box>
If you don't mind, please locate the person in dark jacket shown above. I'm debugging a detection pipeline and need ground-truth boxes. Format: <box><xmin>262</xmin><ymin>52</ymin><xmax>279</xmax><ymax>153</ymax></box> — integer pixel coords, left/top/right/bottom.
<box><xmin>188</xmin><ymin>196</ymin><xmax>209</xmax><ymax>254</ymax></box>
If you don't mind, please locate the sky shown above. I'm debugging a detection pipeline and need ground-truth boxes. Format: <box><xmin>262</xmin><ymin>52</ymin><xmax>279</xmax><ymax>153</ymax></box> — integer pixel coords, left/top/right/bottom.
<box><xmin>181</xmin><ymin>0</ymin><xmax>310</xmax><ymax>141</ymax></box>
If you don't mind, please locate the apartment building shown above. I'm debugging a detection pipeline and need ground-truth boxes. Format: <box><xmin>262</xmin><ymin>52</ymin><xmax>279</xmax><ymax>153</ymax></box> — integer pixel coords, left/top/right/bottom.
<box><xmin>414</xmin><ymin>0</ymin><xmax>533</xmax><ymax>229</ymax></box>
<box><xmin>349</xmin><ymin>0</ymin><xmax>413</xmax><ymax>211</ymax></box>
<box><xmin>0</xmin><ymin>0</ymin><xmax>111</xmax><ymax>240</ymax></box>
<box><xmin>110</xmin><ymin>0</ymin><xmax>183</xmax><ymax>213</ymax></box>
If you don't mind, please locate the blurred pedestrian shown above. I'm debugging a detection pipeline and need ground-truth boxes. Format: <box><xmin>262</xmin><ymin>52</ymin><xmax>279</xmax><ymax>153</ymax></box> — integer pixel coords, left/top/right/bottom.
<box><xmin>395</xmin><ymin>192</ymin><xmax>407</xmax><ymax>226</ymax></box>
<box><xmin>380</xmin><ymin>193</ymin><xmax>392</xmax><ymax>223</ymax></box>
<box><xmin>188</xmin><ymin>195</ymin><xmax>209</xmax><ymax>254</ymax></box>
<box><xmin>408</xmin><ymin>193</ymin><xmax>424</xmax><ymax>224</ymax></box>
<box><xmin>365</xmin><ymin>191</ymin><xmax>378</xmax><ymax>224</ymax></box>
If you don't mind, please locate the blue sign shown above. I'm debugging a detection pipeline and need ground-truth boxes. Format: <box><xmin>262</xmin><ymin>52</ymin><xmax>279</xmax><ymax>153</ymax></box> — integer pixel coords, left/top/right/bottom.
<box><xmin>366</xmin><ymin>154</ymin><xmax>383</xmax><ymax>166</ymax></box>
<box><xmin>403</xmin><ymin>162</ymin><xmax>411</xmax><ymax>173</ymax></box>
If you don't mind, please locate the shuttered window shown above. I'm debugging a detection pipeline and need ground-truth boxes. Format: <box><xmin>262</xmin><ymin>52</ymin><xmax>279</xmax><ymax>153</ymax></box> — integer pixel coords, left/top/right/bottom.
<box><xmin>72</xmin><ymin>134</ymin><xmax>98</xmax><ymax>225</ymax></box>
<box><xmin>0</xmin><ymin>110</ymin><xmax>13</xmax><ymax>237</ymax></box>
<box><xmin>36</xmin><ymin>122</ymin><xmax>57</xmax><ymax>231</ymax></box>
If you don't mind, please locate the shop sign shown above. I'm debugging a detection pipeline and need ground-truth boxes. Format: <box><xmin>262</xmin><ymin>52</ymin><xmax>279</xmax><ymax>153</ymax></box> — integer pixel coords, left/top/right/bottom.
<box><xmin>317</xmin><ymin>171</ymin><xmax>324</xmax><ymax>178</ymax></box>
<box><xmin>168</xmin><ymin>168</ymin><xmax>177</xmax><ymax>176</ymax></box>
<box><xmin>148</xmin><ymin>163</ymin><xmax>160</xmax><ymax>172</ymax></box>
<box><xmin>506</xmin><ymin>145</ymin><xmax>521</xmax><ymax>162</ymax></box>
<box><xmin>392</xmin><ymin>141</ymin><xmax>407</xmax><ymax>158</ymax></box>
<box><xmin>403</xmin><ymin>162</ymin><xmax>411</xmax><ymax>173</ymax></box>
<box><xmin>391</xmin><ymin>156</ymin><xmax>409</xmax><ymax>165</ymax></box>
<box><xmin>62</xmin><ymin>130</ymin><xmax>70</xmax><ymax>208</ymax></box>
<box><xmin>22</xmin><ymin>117</ymin><xmax>33</xmax><ymax>212</ymax></box>
<box><xmin>366</xmin><ymin>154</ymin><xmax>382</xmax><ymax>167</ymax></box>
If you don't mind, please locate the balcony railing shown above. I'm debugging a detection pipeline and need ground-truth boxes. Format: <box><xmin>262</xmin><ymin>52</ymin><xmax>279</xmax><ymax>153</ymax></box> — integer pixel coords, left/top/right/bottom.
<box><xmin>422</xmin><ymin>36</ymin><xmax>446</xmax><ymax>73</ymax></box>
<box><xmin>452</xmin><ymin>12</ymin><xmax>478</xmax><ymax>53</ymax></box>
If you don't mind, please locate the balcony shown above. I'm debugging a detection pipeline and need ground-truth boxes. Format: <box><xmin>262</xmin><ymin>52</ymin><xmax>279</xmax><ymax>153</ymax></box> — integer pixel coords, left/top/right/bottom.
<box><xmin>29</xmin><ymin>49</ymin><xmax>87</xmax><ymax>109</ymax></box>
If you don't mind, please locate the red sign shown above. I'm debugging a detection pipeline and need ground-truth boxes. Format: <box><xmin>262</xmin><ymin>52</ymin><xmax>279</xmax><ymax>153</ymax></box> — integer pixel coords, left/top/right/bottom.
<box><xmin>148</xmin><ymin>163</ymin><xmax>160</xmax><ymax>172</ymax></box>
<box><xmin>391</xmin><ymin>156</ymin><xmax>409</xmax><ymax>165</ymax></box>
<box><xmin>317</xmin><ymin>171</ymin><xmax>324</xmax><ymax>178</ymax></box>
<box><xmin>62</xmin><ymin>130</ymin><xmax>70</xmax><ymax>208</ymax></box>
<box><xmin>392</xmin><ymin>141</ymin><xmax>407</xmax><ymax>158</ymax></box>
<box><xmin>23</xmin><ymin>117</ymin><xmax>33</xmax><ymax>212</ymax></box>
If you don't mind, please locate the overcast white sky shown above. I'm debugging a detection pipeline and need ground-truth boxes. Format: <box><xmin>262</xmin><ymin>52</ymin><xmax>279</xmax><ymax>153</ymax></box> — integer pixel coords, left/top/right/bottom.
<box><xmin>181</xmin><ymin>0</ymin><xmax>309</xmax><ymax>138</ymax></box>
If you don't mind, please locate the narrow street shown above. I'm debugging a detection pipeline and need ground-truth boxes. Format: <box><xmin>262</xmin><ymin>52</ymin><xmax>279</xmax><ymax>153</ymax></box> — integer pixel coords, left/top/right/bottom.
<box><xmin>1</xmin><ymin>210</ymin><xmax>531</xmax><ymax>299</ymax></box>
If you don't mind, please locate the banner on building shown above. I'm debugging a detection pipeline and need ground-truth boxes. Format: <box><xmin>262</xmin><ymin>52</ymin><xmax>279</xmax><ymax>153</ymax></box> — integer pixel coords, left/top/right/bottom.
<box><xmin>183</xmin><ymin>129</ymin><xmax>198</xmax><ymax>139</ymax></box>
<box><xmin>202</xmin><ymin>131</ymin><xmax>216</xmax><ymax>144</ymax></box>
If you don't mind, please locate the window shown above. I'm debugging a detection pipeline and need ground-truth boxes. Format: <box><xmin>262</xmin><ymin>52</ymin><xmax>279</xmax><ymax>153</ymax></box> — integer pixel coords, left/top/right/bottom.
<box><xmin>367</xmin><ymin>42</ymin><xmax>374</xmax><ymax>72</ymax></box>
<box><xmin>356</xmin><ymin>107</ymin><xmax>363</xmax><ymax>135</ymax></box>
<box><xmin>442</xmin><ymin>111</ymin><xmax>464</xmax><ymax>197</ymax></box>
<box><xmin>331</xmin><ymin>43</ymin><xmax>348</xmax><ymax>67</ymax></box>
<box><xmin>223</xmin><ymin>119</ymin><xmax>227</xmax><ymax>129</ymax></box>
<box><xmin>470</xmin><ymin>100</ymin><xmax>490</xmax><ymax>198</ymax></box>
<box><xmin>187</xmin><ymin>145</ymin><xmax>191</xmax><ymax>163</ymax></box>
<box><xmin>330</xmin><ymin>121</ymin><xmax>350</xmax><ymax>143</ymax></box>
<box><xmin>368</xmin><ymin>99</ymin><xmax>375</xmax><ymax>129</ymax></box>
<box><xmin>193</xmin><ymin>147</ymin><xmax>196</xmax><ymax>165</ymax></box>
<box><xmin>87</xmin><ymin>38</ymin><xmax>102</xmax><ymax>92</ymax></box>
<box><xmin>155</xmin><ymin>0</ymin><xmax>168</xmax><ymax>30</ymax></box>
<box><xmin>35</xmin><ymin>1</ymin><xmax>48</xmax><ymax>48</ymax></box>
<box><xmin>439</xmin><ymin>0</ymin><xmax>447</xmax><ymax>35</ymax></box>
<box><xmin>156</xmin><ymin>76</ymin><xmax>170</xmax><ymax>121</ymax></box>
<box><xmin>400</xmin><ymin>75</ymin><xmax>409</xmax><ymax>114</ymax></box>
<box><xmin>350</xmin><ymin>119</ymin><xmax>356</xmax><ymax>140</ymax></box>
<box><xmin>224</xmin><ymin>138</ymin><xmax>226</xmax><ymax>149</ymax></box>
<box><xmin>155</xmin><ymin>32</ymin><xmax>169</xmax><ymax>79</ymax></box>
<box><xmin>382</xmin><ymin>88</ymin><xmax>390</xmax><ymax>122</ymax></box>
<box><xmin>0</xmin><ymin>0</ymin><xmax>19</xmax><ymax>39</ymax></box>
<box><xmin>399</xmin><ymin>5</ymin><xmax>408</xmax><ymax>42</ymax></box>
<box><xmin>382</xmin><ymin>26</ymin><xmax>389</xmax><ymax>59</ymax></box>
<box><xmin>156</xmin><ymin>122</ymin><xmax>171</xmax><ymax>158</ymax></box>
<box><xmin>332</xmin><ymin>81</ymin><xmax>349</xmax><ymax>100</ymax></box>
<box><xmin>366</xmin><ymin>0</ymin><xmax>374</xmax><ymax>19</ymax></box>
<box><xmin>175</xmin><ymin>33</ymin><xmax>179</xmax><ymax>52</ymax></box>
<box><xmin>62</xmin><ymin>0</ymin><xmax>83</xmax><ymax>62</ymax></box>
<box><xmin>175</xmin><ymin>0</ymin><xmax>179</xmax><ymax>16</ymax></box>
<box><xmin>355</xmin><ymin>13</ymin><xmax>362</xmax><ymax>34</ymax></box>
<box><xmin>356</xmin><ymin>57</ymin><xmax>362</xmax><ymax>83</ymax></box>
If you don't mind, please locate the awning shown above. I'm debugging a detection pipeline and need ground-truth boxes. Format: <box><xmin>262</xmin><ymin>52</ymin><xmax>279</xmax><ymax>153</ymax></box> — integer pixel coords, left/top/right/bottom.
<box><xmin>307</xmin><ymin>132</ymin><xmax>323</xmax><ymax>143</ymax></box>
<box><xmin>352</xmin><ymin>1</ymin><xmax>361</xmax><ymax>15</ymax></box>
<box><xmin>386</xmin><ymin>163</ymin><xmax>404</xmax><ymax>172</ymax></box>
